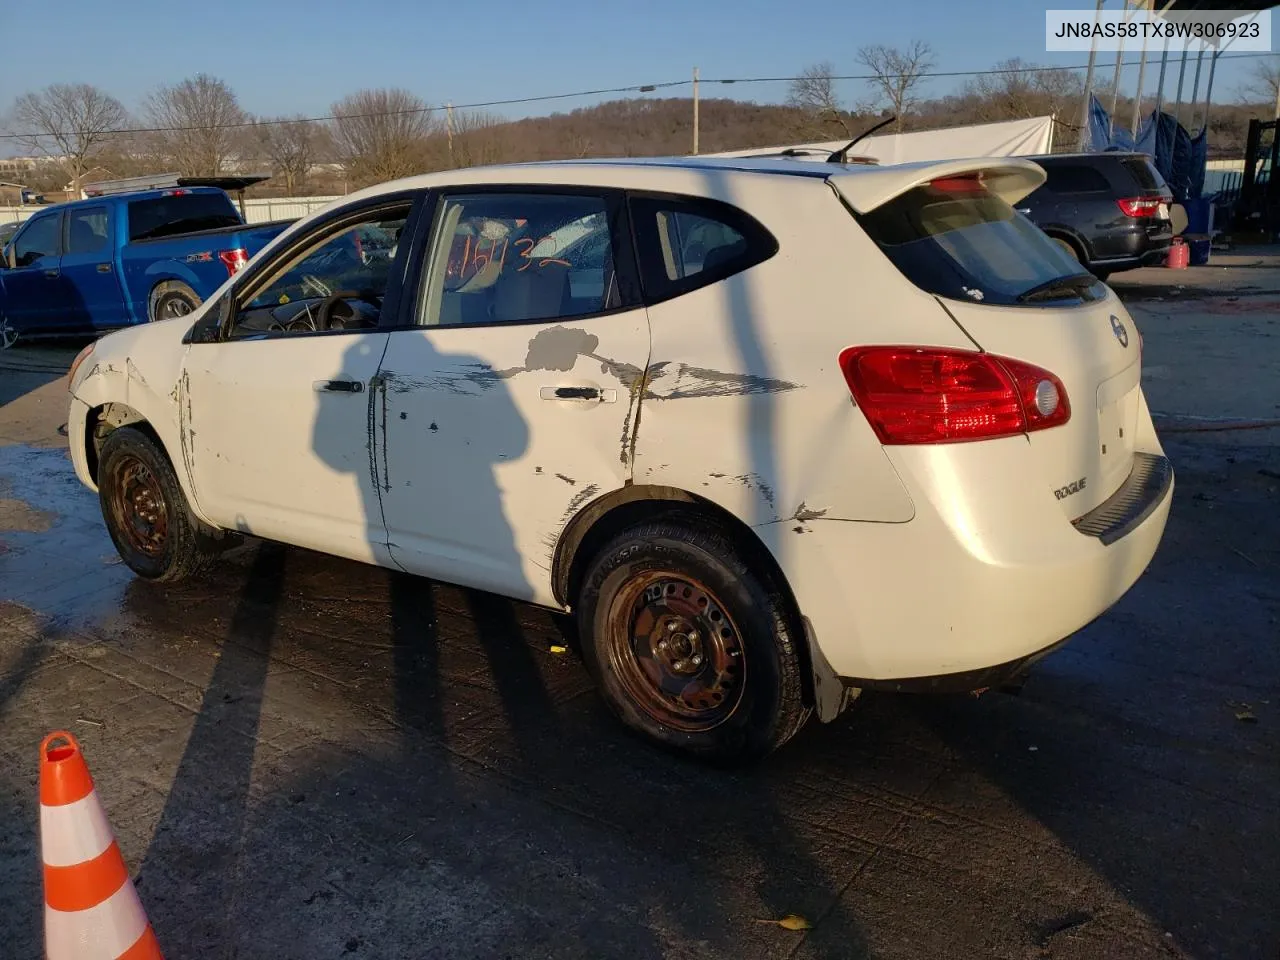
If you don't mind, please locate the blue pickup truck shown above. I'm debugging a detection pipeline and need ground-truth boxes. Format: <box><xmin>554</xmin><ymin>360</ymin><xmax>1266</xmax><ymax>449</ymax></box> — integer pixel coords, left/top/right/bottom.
<box><xmin>0</xmin><ymin>187</ymin><xmax>292</xmax><ymax>345</ymax></box>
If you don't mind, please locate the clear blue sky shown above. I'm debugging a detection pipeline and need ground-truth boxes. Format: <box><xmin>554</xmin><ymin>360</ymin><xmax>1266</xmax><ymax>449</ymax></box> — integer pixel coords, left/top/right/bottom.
<box><xmin>0</xmin><ymin>0</ymin><xmax>1270</xmax><ymax>131</ymax></box>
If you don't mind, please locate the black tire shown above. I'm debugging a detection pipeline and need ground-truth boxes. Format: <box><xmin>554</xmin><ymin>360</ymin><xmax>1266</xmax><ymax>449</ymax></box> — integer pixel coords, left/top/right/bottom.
<box><xmin>97</xmin><ymin>426</ymin><xmax>219</xmax><ymax>582</ymax></box>
<box><xmin>576</xmin><ymin>520</ymin><xmax>810</xmax><ymax>764</ymax></box>
<box><xmin>148</xmin><ymin>281</ymin><xmax>202</xmax><ymax>324</ymax></box>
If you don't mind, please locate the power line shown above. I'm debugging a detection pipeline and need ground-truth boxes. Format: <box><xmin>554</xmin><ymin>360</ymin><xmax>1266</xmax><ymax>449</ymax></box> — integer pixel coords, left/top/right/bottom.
<box><xmin>2</xmin><ymin>51</ymin><xmax>1274</xmax><ymax>142</ymax></box>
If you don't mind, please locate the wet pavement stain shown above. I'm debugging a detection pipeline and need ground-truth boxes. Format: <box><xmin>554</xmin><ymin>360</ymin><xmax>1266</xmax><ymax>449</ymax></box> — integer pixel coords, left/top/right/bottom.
<box><xmin>0</xmin><ymin>444</ymin><xmax>133</xmax><ymax>627</ymax></box>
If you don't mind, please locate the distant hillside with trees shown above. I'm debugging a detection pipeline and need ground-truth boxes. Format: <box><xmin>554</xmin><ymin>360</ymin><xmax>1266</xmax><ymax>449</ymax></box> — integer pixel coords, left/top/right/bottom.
<box><xmin>5</xmin><ymin>51</ymin><xmax>1277</xmax><ymax>198</ymax></box>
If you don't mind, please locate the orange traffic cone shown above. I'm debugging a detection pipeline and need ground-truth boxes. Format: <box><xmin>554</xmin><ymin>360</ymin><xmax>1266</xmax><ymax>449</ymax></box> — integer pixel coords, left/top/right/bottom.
<box><xmin>39</xmin><ymin>731</ymin><xmax>163</xmax><ymax>960</ymax></box>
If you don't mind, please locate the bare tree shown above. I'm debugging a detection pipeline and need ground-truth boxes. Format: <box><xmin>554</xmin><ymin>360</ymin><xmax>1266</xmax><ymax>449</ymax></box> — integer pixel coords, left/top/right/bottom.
<box><xmin>787</xmin><ymin>62</ymin><xmax>852</xmax><ymax>136</ymax></box>
<box><xmin>252</xmin><ymin>116</ymin><xmax>329</xmax><ymax>194</ymax></box>
<box><xmin>965</xmin><ymin>58</ymin><xmax>1083</xmax><ymax>122</ymax></box>
<box><xmin>1238</xmin><ymin>56</ymin><xmax>1280</xmax><ymax>109</ymax></box>
<box><xmin>857</xmin><ymin>41</ymin><xmax>937</xmax><ymax>131</ymax></box>
<box><xmin>331</xmin><ymin>88</ymin><xmax>436</xmax><ymax>186</ymax></box>
<box><xmin>449</xmin><ymin>110</ymin><xmax>508</xmax><ymax>168</ymax></box>
<box><xmin>6</xmin><ymin>84</ymin><xmax>127</xmax><ymax>187</ymax></box>
<box><xmin>144</xmin><ymin>74</ymin><xmax>247</xmax><ymax>176</ymax></box>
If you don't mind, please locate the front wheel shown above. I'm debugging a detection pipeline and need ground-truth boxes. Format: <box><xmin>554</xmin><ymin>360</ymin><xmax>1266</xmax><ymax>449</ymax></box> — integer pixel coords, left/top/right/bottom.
<box><xmin>576</xmin><ymin>520</ymin><xmax>810</xmax><ymax>764</ymax></box>
<box><xmin>97</xmin><ymin>426</ymin><xmax>220</xmax><ymax>582</ymax></box>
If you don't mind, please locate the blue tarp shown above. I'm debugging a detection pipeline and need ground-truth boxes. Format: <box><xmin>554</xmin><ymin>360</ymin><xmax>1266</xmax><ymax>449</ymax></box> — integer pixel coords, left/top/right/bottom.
<box><xmin>1083</xmin><ymin>94</ymin><xmax>1206</xmax><ymax>202</ymax></box>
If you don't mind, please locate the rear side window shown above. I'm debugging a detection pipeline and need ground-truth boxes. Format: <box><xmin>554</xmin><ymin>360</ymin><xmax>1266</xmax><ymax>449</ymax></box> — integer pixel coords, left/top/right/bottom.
<box><xmin>128</xmin><ymin>193</ymin><xmax>241</xmax><ymax>242</ymax></box>
<box><xmin>13</xmin><ymin>214</ymin><xmax>60</xmax><ymax>266</ymax></box>
<box><xmin>1120</xmin><ymin>156</ymin><xmax>1168</xmax><ymax>192</ymax></box>
<box><xmin>629</xmin><ymin>194</ymin><xmax>777</xmax><ymax>302</ymax></box>
<box><xmin>1043</xmin><ymin>164</ymin><xmax>1111</xmax><ymax>194</ymax></box>
<box><xmin>859</xmin><ymin>176</ymin><xmax>1105</xmax><ymax>307</ymax></box>
<box><xmin>67</xmin><ymin>207</ymin><xmax>109</xmax><ymax>254</ymax></box>
<box><xmin>418</xmin><ymin>192</ymin><xmax>625</xmax><ymax>327</ymax></box>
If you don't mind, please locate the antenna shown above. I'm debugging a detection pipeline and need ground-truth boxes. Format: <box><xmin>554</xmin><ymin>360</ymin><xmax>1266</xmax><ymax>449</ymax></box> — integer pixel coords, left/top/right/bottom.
<box><xmin>827</xmin><ymin>116</ymin><xmax>897</xmax><ymax>164</ymax></box>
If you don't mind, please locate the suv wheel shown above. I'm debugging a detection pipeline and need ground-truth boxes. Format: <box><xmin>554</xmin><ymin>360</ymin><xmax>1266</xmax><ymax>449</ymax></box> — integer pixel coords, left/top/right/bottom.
<box><xmin>98</xmin><ymin>426</ymin><xmax>220</xmax><ymax>582</ymax></box>
<box><xmin>576</xmin><ymin>520</ymin><xmax>810</xmax><ymax>764</ymax></box>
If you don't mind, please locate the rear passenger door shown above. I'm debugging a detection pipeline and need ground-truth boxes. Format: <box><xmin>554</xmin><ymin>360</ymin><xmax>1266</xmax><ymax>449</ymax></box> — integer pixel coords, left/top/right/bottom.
<box><xmin>376</xmin><ymin>187</ymin><xmax>649</xmax><ymax>605</ymax></box>
<box><xmin>60</xmin><ymin>205</ymin><xmax>127</xmax><ymax>330</ymax></box>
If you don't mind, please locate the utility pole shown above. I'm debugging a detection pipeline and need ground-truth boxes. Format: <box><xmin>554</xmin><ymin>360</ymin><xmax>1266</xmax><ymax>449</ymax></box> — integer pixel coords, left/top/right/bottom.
<box><xmin>1078</xmin><ymin>0</ymin><xmax>1106</xmax><ymax>150</ymax></box>
<box><xmin>446</xmin><ymin>102</ymin><xmax>455</xmax><ymax>167</ymax></box>
<box><xmin>692</xmin><ymin>67</ymin><xmax>700</xmax><ymax>156</ymax></box>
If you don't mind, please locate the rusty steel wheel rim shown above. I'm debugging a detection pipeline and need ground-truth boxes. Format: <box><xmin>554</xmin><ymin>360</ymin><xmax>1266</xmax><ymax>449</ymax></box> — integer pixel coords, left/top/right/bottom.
<box><xmin>605</xmin><ymin>571</ymin><xmax>746</xmax><ymax>732</ymax></box>
<box><xmin>108</xmin><ymin>454</ymin><xmax>169</xmax><ymax>559</ymax></box>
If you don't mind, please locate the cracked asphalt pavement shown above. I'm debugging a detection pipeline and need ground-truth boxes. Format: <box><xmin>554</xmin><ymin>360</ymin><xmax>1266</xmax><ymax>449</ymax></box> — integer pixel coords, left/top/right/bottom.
<box><xmin>1</xmin><ymin>255</ymin><xmax>1277</xmax><ymax>959</ymax></box>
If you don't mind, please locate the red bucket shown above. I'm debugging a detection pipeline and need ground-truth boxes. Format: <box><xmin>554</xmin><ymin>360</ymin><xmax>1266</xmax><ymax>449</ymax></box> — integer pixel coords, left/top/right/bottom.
<box><xmin>1167</xmin><ymin>238</ymin><xmax>1190</xmax><ymax>270</ymax></box>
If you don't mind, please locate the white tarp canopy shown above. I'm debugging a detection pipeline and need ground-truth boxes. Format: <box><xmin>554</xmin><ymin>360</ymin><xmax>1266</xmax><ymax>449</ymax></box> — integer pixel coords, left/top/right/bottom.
<box><xmin>706</xmin><ymin>115</ymin><xmax>1055</xmax><ymax>164</ymax></box>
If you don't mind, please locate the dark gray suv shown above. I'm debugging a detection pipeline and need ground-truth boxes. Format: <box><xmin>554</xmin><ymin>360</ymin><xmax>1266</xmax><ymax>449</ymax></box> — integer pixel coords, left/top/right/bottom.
<box><xmin>1018</xmin><ymin>152</ymin><xmax>1174</xmax><ymax>280</ymax></box>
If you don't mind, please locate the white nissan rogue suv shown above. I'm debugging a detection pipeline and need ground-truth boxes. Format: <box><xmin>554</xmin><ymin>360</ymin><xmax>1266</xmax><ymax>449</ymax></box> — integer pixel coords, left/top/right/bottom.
<box><xmin>66</xmin><ymin>156</ymin><xmax>1173</xmax><ymax>762</ymax></box>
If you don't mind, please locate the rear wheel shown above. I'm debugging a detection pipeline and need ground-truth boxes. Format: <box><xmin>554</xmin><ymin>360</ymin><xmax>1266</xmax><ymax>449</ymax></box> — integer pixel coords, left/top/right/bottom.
<box><xmin>576</xmin><ymin>520</ymin><xmax>810</xmax><ymax>764</ymax></box>
<box><xmin>98</xmin><ymin>426</ymin><xmax>219</xmax><ymax>582</ymax></box>
<box><xmin>148</xmin><ymin>281</ymin><xmax>202</xmax><ymax>324</ymax></box>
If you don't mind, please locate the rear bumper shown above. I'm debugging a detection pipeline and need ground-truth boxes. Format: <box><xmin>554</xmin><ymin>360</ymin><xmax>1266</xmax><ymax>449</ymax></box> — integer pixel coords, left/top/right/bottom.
<box><xmin>1090</xmin><ymin>223</ymin><xmax>1172</xmax><ymax>272</ymax></box>
<box><xmin>769</xmin><ymin>443</ymin><xmax>1174</xmax><ymax>683</ymax></box>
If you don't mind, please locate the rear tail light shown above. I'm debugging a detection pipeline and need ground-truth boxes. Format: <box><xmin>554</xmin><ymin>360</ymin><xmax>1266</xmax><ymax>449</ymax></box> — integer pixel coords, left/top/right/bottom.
<box><xmin>1117</xmin><ymin>197</ymin><xmax>1162</xmax><ymax>218</ymax></box>
<box><xmin>218</xmin><ymin>248</ymin><xmax>249</xmax><ymax>276</ymax></box>
<box><xmin>839</xmin><ymin>346</ymin><xmax>1071</xmax><ymax>445</ymax></box>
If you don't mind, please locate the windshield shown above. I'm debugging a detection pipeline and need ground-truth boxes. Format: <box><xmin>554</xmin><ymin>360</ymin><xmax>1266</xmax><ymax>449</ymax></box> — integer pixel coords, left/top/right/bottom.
<box><xmin>858</xmin><ymin>177</ymin><xmax>1106</xmax><ymax>306</ymax></box>
<box><xmin>128</xmin><ymin>193</ymin><xmax>241</xmax><ymax>242</ymax></box>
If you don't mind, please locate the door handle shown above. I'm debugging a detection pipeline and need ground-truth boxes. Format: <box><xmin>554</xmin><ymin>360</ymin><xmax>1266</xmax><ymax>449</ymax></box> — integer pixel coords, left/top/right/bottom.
<box><xmin>44</xmin><ymin>270</ymin><xmax>59</xmax><ymax>279</ymax></box>
<box><xmin>96</xmin><ymin>263</ymin><xmax>112</xmax><ymax>274</ymax></box>
<box><xmin>540</xmin><ymin>385</ymin><xmax>617</xmax><ymax>403</ymax></box>
<box><xmin>314</xmin><ymin>379</ymin><xmax>365</xmax><ymax>393</ymax></box>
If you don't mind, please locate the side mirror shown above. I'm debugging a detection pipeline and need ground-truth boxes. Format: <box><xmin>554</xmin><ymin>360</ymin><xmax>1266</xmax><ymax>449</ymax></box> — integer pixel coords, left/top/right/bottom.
<box><xmin>183</xmin><ymin>294</ymin><xmax>231</xmax><ymax>344</ymax></box>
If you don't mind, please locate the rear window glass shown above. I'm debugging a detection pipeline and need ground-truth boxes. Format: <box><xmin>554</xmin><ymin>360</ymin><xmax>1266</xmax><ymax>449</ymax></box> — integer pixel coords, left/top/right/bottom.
<box><xmin>128</xmin><ymin>193</ymin><xmax>241</xmax><ymax>242</ymax></box>
<box><xmin>1043</xmin><ymin>164</ymin><xmax>1111</xmax><ymax>193</ymax></box>
<box><xmin>858</xmin><ymin>177</ymin><xmax>1106</xmax><ymax>307</ymax></box>
<box><xmin>1121</xmin><ymin>156</ymin><xmax>1168</xmax><ymax>192</ymax></box>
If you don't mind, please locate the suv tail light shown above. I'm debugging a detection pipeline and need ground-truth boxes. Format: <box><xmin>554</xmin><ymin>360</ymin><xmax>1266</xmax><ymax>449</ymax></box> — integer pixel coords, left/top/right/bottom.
<box><xmin>1117</xmin><ymin>197</ymin><xmax>1162</xmax><ymax>218</ymax></box>
<box><xmin>218</xmin><ymin>248</ymin><xmax>249</xmax><ymax>276</ymax></box>
<box><xmin>839</xmin><ymin>346</ymin><xmax>1071</xmax><ymax>445</ymax></box>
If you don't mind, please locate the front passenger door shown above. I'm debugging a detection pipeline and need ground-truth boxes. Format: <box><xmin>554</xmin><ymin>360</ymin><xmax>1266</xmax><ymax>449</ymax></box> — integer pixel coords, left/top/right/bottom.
<box><xmin>3</xmin><ymin>211</ymin><xmax>72</xmax><ymax>334</ymax></box>
<box><xmin>179</xmin><ymin>195</ymin><xmax>421</xmax><ymax>565</ymax></box>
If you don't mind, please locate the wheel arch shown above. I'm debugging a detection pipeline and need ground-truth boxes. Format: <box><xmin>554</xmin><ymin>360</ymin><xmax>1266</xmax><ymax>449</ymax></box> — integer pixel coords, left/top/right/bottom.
<box><xmin>552</xmin><ymin>484</ymin><xmax>825</xmax><ymax>715</ymax></box>
<box><xmin>1042</xmin><ymin>226</ymin><xmax>1092</xmax><ymax>264</ymax></box>
<box><xmin>82</xmin><ymin>402</ymin><xmax>163</xmax><ymax>485</ymax></box>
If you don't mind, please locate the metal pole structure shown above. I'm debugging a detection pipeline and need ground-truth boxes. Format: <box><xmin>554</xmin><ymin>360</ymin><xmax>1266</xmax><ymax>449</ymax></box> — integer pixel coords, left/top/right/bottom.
<box><xmin>1152</xmin><ymin>36</ymin><xmax>1171</xmax><ymax>120</ymax></box>
<box><xmin>1130</xmin><ymin>1</ymin><xmax>1152</xmax><ymax>136</ymax></box>
<box><xmin>1108</xmin><ymin>4</ymin><xmax>1129</xmax><ymax>138</ymax></box>
<box><xmin>1186</xmin><ymin>46</ymin><xmax>1205</xmax><ymax>133</ymax></box>
<box><xmin>1199</xmin><ymin>49</ymin><xmax>1220</xmax><ymax>136</ymax></box>
<box><xmin>692</xmin><ymin>66</ymin><xmax>700</xmax><ymax>156</ymax></box>
<box><xmin>1172</xmin><ymin>49</ymin><xmax>1189</xmax><ymax>126</ymax></box>
<box><xmin>1077</xmin><ymin>0</ymin><xmax>1107</xmax><ymax>150</ymax></box>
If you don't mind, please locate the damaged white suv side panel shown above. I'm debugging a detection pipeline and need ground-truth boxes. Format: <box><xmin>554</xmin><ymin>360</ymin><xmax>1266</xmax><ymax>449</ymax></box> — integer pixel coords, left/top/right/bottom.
<box><xmin>67</xmin><ymin>156</ymin><xmax>1173</xmax><ymax>763</ymax></box>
